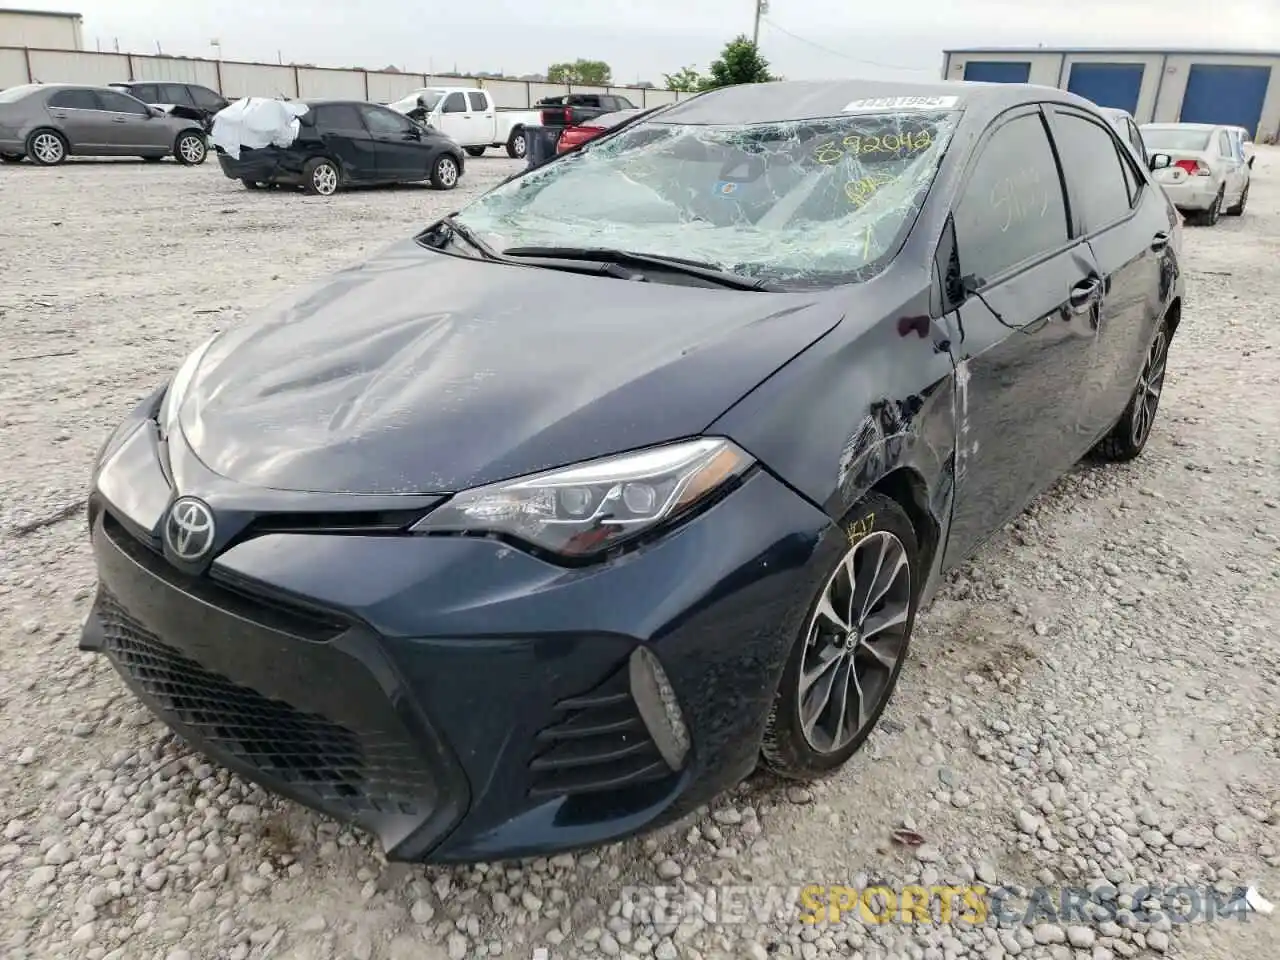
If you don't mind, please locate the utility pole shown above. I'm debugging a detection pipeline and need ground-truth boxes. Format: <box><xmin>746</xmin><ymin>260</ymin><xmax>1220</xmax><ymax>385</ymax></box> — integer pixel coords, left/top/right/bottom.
<box><xmin>752</xmin><ymin>0</ymin><xmax>768</xmax><ymax>46</ymax></box>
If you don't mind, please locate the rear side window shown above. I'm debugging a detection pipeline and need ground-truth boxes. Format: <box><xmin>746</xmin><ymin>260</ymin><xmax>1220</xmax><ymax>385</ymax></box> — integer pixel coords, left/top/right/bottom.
<box><xmin>441</xmin><ymin>92</ymin><xmax>466</xmax><ymax>113</ymax></box>
<box><xmin>955</xmin><ymin>111</ymin><xmax>1069</xmax><ymax>285</ymax></box>
<box><xmin>1051</xmin><ymin>112</ymin><xmax>1133</xmax><ymax>231</ymax></box>
<box><xmin>313</xmin><ymin>104</ymin><xmax>365</xmax><ymax>134</ymax></box>
<box><xmin>1217</xmin><ymin>131</ymin><xmax>1231</xmax><ymax>156</ymax></box>
<box><xmin>466</xmin><ymin>91</ymin><xmax>486</xmax><ymax>112</ymax></box>
<box><xmin>48</xmin><ymin>89</ymin><xmax>102</xmax><ymax>110</ymax></box>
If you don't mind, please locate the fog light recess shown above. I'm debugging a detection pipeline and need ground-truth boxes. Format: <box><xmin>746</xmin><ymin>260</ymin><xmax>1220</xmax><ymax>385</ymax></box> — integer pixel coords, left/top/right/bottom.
<box><xmin>628</xmin><ymin>647</ymin><xmax>690</xmax><ymax>771</ymax></box>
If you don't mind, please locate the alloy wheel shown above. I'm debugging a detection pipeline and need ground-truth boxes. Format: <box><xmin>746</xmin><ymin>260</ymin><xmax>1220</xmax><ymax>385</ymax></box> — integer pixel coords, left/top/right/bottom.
<box><xmin>179</xmin><ymin>135</ymin><xmax>206</xmax><ymax>164</ymax></box>
<box><xmin>32</xmin><ymin>133</ymin><xmax>64</xmax><ymax>164</ymax></box>
<box><xmin>798</xmin><ymin>531</ymin><xmax>912</xmax><ymax>754</ymax></box>
<box><xmin>512</xmin><ymin>133</ymin><xmax>527</xmax><ymax>158</ymax></box>
<box><xmin>437</xmin><ymin>157</ymin><xmax>458</xmax><ymax>187</ymax></box>
<box><xmin>312</xmin><ymin>164</ymin><xmax>338</xmax><ymax>195</ymax></box>
<box><xmin>1130</xmin><ymin>328</ymin><xmax>1168</xmax><ymax>448</ymax></box>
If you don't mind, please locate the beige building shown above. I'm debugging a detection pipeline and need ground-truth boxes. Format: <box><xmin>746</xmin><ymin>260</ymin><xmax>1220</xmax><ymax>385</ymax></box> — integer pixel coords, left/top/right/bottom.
<box><xmin>0</xmin><ymin>7</ymin><xmax>83</xmax><ymax>51</ymax></box>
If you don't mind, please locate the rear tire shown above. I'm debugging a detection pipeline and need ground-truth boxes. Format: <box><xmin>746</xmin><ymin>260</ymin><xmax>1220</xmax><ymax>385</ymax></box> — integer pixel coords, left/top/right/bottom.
<box><xmin>26</xmin><ymin>129</ymin><xmax>67</xmax><ymax>166</ymax></box>
<box><xmin>302</xmin><ymin>157</ymin><xmax>340</xmax><ymax>196</ymax></box>
<box><xmin>464</xmin><ymin>145</ymin><xmax>486</xmax><ymax>157</ymax></box>
<box><xmin>1090</xmin><ymin>320</ymin><xmax>1171</xmax><ymax>463</ymax></box>
<box><xmin>760</xmin><ymin>492</ymin><xmax>920</xmax><ymax>781</ymax></box>
<box><xmin>431</xmin><ymin>153</ymin><xmax>460</xmax><ymax>190</ymax></box>
<box><xmin>0</xmin><ymin>152</ymin><xmax>23</xmax><ymax>163</ymax></box>
<box><xmin>506</xmin><ymin>127</ymin><xmax>527</xmax><ymax>159</ymax></box>
<box><xmin>1225</xmin><ymin>182</ymin><xmax>1248</xmax><ymax>216</ymax></box>
<box><xmin>1196</xmin><ymin>189</ymin><xmax>1223</xmax><ymax>226</ymax></box>
<box><xmin>174</xmin><ymin>131</ymin><xmax>207</xmax><ymax>166</ymax></box>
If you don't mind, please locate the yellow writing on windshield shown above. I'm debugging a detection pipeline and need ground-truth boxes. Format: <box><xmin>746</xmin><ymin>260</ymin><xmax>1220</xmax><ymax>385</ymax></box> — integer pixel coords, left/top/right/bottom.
<box><xmin>845</xmin><ymin>173</ymin><xmax>896</xmax><ymax>206</ymax></box>
<box><xmin>814</xmin><ymin>129</ymin><xmax>934</xmax><ymax>164</ymax></box>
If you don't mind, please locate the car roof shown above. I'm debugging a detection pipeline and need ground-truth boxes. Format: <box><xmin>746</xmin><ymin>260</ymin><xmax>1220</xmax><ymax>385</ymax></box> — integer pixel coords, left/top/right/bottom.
<box><xmin>654</xmin><ymin>77</ymin><xmax>1097</xmax><ymax>125</ymax></box>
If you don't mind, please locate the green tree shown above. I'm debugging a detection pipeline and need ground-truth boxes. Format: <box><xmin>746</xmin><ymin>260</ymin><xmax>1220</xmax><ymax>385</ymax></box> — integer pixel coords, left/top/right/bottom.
<box><xmin>700</xmin><ymin>35</ymin><xmax>777</xmax><ymax>90</ymax></box>
<box><xmin>547</xmin><ymin>59</ymin><xmax>613</xmax><ymax>85</ymax></box>
<box><xmin>662</xmin><ymin>66</ymin><xmax>705</xmax><ymax>93</ymax></box>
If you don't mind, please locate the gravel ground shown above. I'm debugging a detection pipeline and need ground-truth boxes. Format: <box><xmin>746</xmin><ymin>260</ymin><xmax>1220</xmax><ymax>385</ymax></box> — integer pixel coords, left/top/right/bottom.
<box><xmin>1</xmin><ymin>149</ymin><xmax>1277</xmax><ymax>960</ymax></box>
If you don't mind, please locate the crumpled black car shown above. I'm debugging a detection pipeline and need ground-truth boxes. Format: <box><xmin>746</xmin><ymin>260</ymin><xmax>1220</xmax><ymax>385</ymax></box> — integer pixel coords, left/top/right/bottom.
<box><xmin>214</xmin><ymin>98</ymin><xmax>465</xmax><ymax>195</ymax></box>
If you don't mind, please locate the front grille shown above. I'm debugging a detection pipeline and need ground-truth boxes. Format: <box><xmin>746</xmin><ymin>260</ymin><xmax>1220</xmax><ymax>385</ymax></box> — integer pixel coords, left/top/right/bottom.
<box><xmin>529</xmin><ymin>663</ymin><xmax>672</xmax><ymax>798</ymax></box>
<box><xmin>98</xmin><ymin>590</ymin><xmax>436</xmax><ymax>818</ymax></box>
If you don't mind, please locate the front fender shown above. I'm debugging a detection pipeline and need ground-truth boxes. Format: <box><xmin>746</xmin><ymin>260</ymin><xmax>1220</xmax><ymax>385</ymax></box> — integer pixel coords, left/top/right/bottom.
<box><xmin>709</xmin><ymin>304</ymin><xmax>958</xmax><ymax>595</ymax></box>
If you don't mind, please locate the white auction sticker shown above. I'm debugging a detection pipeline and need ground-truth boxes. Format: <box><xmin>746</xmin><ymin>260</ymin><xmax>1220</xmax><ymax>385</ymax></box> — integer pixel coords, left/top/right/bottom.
<box><xmin>842</xmin><ymin>95</ymin><xmax>960</xmax><ymax>113</ymax></box>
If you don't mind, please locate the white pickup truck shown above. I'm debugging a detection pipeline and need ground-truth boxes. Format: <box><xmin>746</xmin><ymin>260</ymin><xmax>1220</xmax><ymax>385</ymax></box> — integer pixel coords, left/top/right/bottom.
<box><xmin>388</xmin><ymin>86</ymin><xmax>539</xmax><ymax>159</ymax></box>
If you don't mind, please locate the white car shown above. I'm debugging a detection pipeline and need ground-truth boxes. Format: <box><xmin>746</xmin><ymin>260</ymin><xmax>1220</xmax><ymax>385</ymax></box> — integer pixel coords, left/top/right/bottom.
<box><xmin>1140</xmin><ymin>122</ymin><xmax>1251</xmax><ymax>224</ymax></box>
<box><xmin>1097</xmin><ymin>106</ymin><xmax>1149</xmax><ymax>167</ymax></box>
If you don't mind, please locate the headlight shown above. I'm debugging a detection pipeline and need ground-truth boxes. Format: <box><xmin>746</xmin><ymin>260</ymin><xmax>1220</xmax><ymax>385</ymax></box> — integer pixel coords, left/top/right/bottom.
<box><xmin>412</xmin><ymin>438</ymin><xmax>754</xmax><ymax>559</ymax></box>
<box><xmin>157</xmin><ymin>334</ymin><xmax>219</xmax><ymax>440</ymax></box>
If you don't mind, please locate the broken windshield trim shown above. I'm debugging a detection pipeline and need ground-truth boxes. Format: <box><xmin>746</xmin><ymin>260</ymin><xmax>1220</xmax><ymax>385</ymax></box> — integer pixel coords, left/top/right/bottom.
<box><xmin>449</xmin><ymin>110</ymin><xmax>961</xmax><ymax>291</ymax></box>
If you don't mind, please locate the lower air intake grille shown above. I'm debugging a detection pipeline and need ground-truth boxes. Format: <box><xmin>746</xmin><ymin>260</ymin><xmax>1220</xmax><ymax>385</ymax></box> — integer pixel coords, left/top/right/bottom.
<box><xmin>98</xmin><ymin>590</ymin><xmax>436</xmax><ymax>818</ymax></box>
<box><xmin>529</xmin><ymin>662</ymin><xmax>673</xmax><ymax>798</ymax></box>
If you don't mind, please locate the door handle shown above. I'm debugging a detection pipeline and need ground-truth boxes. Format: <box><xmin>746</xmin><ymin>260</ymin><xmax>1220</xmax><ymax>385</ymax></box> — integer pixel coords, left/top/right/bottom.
<box><xmin>51</xmin><ymin>112</ymin><xmax>67</xmax><ymax>119</ymax></box>
<box><xmin>111</xmin><ymin>117</ymin><xmax>127</xmax><ymax>123</ymax></box>
<box><xmin>1068</xmin><ymin>278</ymin><xmax>1100</xmax><ymax>313</ymax></box>
<box><xmin>1150</xmin><ymin>231</ymin><xmax>1170</xmax><ymax>252</ymax></box>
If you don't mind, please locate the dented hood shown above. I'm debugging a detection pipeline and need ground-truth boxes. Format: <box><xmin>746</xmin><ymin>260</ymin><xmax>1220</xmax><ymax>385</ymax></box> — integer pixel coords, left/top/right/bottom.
<box><xmin>178</xmin><ymin>240</ymin><xmax>842</xmax><ymax>495</ymax></box>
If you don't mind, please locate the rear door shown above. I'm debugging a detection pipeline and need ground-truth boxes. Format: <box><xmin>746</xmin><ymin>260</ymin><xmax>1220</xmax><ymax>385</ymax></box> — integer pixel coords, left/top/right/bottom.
<box><xmin>944</xmin><ymin>105</ymin><xmax>1104</xmax><ymax>564</ymax></box>
<box><xmin>1047</xmin><ymin>105</ymin><xmax>1167</xmax><ymax>444</ymax></box>
<box><xmin>359</xmin><ymin>104</ymin><xmax>429</xmax><ymax>180</ymax></box>
<box><xmin>45</xmin><ymin>87</ymin><xmax>113</xmax><ymax>150</ymax></box>
<box><xmin>311</xmin><ymin>103</ymin><xmax>378</xmax><ymax>181</ymax></box>
<box><xmin>466</xmin><ymin>91</ymin><xmax>495</xmax><ymax>144</ymax></box>
<box><xmin>1215</xmin><ymin>128</ymin><xmax>1246</xmax><ymax>200</ymax></box>
<box><xmin>94</xmin><ymin>88</ymin><xmax>170</xmax><ymax>151</ymax></box>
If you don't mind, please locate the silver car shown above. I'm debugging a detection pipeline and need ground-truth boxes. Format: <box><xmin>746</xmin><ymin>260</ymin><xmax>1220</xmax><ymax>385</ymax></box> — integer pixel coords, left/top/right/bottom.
<box><xmin>0</xmin><ymin>83</ymin><xmax>209</xmax><ymax>166</ymax></box>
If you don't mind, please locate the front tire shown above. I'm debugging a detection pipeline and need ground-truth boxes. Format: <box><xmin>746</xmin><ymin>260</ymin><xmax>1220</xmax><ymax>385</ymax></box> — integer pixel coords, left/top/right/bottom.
<box><xmin>174</xmin><ymin>131</ymin><xmax>207</xmax><ymax>166</ymax></box>
<box><xmin>465</xmin><ymin>145</ymin><xmax>486</xmax><ymax>157</ymax></box>
<box><xmin>1090</xmin><ymin>320</ymin><xmax>1171</xmax><ymax>462</ymax></box>
<box><xmin>302</xmin><ymin>157</ymin><xmax>340</xmax><ymax>196</ymax></box>
<box><xmin>506</xmin><ymin>127</ymin><xmax>527</xmax><ymax>159</ymax></box>
<box><xmin>26</xmin><ymin>129</ymin><xmax>67</xmax><ymax>166</ymax></box>
<box><xmin>431</xmin><ymin>153</ymin><xmax>460</xmax><ymax>190</ymax></box>
<box><xmin>761</xmin><ymin>493</ymin><xmax>920</xmax><ymax>780</ymax></box>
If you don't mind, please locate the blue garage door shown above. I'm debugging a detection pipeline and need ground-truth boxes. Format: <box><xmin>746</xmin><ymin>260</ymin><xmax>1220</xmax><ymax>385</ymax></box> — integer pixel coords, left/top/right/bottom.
<box><xmin>963</xmin><ymin>61</ymin><xmax>1032</xmax><ymax>83</ymax></box>
<box><xmin>1067</xmin><ymin>62</ymin><xmax>1144</xmax><ymax>114</ymax></box>
<box><xmin>1179</xmin><ymin>64</ymin><xmax>1272</xmax><ymax>137</ymax></box>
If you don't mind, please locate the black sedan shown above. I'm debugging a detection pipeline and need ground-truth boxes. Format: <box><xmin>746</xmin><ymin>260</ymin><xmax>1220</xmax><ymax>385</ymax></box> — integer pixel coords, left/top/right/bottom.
<box><xmin>82</xmin><ymin>78</ymin><xmax>1183</xmax><ymax>863</ymax></box>
<box><xmin>214</xmin><ymin>98</ymin><xmax>464</xmax><ymax>195</ymax></box>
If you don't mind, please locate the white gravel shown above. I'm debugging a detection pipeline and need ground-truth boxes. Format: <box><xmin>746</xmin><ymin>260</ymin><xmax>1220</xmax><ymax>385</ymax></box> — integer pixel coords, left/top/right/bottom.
<box><xmin>2</xmin><ymin>150</ymin><xmax>1278</xmax><ymax>960</ymax></box>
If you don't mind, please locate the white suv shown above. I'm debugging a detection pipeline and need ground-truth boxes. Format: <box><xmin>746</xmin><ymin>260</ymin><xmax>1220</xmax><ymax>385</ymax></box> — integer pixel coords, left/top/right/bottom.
<box><xmin>1139</xmin><ymin>122</ymin><xmax>1250</xmax><ymax>224</ymax></box>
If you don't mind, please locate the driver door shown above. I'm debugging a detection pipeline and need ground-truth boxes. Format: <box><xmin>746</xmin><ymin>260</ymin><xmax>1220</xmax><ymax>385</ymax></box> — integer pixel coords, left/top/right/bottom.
<box><xmin>436</xmin><ymin>92</ymin><xmax>471</xmax><ymax>144</ymax></box>
<box><xmin>359</xmin><ymin>104</ymin><xmax>429</xmax><ymax>180</ymax></box>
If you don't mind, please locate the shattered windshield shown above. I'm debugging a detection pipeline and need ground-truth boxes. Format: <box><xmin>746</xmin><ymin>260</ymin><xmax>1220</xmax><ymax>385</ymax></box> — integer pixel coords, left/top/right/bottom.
<box><xmin>452</xmin><ymin>110</ymin><xmax>959</xmax><ymax>287</ymax></box>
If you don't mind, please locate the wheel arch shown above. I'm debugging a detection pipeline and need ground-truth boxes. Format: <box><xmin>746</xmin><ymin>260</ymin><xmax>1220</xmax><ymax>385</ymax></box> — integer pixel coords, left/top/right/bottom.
<box><xmin>1164</xmin><ymin>296</ymin><xmax>1183</xmax><ymax>339</ymax></box>
<box><xmin>27</xmin><ymin>125</ymin><xmax>70</xmax><ymax>151</ymax></box>
<box><xmin>866</xmin><ymin>467</ymin><xmax>942</xmax><ymax>582</ymax></box>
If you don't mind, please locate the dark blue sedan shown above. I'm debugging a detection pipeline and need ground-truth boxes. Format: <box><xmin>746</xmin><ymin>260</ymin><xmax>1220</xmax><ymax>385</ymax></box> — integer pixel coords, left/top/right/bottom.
<box><xmin>81</xmin><ymin>77</ymin><xmax>1184</xmax><ymax>863</ymax></box>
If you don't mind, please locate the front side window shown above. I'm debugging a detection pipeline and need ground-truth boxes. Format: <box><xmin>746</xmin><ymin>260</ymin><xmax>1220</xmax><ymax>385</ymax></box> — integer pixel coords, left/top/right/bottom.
<box><xmin>442</xmin><ymin>92</ymin><xmax>466</xmax><ymax>114</ymax></box>
<box><xmin>1052</xmin><ymin>112</ymin><xmax>1133</xmax><ymax>231</ymax></box>
<box><xmin>954</xmin><ymin>112</ymin><xmax>1068</xmax><ymax>284</ymax></box>
<box><xmin>97</xmin><ymin>90</ymin><xmax>149</xmax><ymax>115</ymax></box>
<box><xmin>451</xmin><ymin>110</ymin><xmax>959</xmax><ymax>288</ymax></box>
<box><xmin>361</xmin><ymin>105</ymin><xmax>410</xmax><ymax>136</ymax></box>
<box><xmin>129</xmin><ymin>84</ymin><xmax>159</xmax><ymax>102</ymax></box>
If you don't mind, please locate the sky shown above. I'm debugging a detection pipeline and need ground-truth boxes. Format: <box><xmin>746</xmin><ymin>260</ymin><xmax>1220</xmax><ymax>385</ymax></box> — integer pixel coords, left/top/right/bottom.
<box><xmin>23</xmin><ymin>0</ymin><xmax>1280</xmax><ymax>85</ymax></box>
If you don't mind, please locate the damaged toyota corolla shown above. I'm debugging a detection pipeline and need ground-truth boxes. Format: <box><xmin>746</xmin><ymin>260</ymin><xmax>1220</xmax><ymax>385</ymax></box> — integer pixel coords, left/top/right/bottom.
<box><xmin>82</xmin><ymin>79</ymin><xmax>1183</xmax><ymax>863</ymax></box>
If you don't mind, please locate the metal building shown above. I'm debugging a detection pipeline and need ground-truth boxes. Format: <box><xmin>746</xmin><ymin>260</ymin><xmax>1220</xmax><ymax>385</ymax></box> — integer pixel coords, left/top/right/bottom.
<box><xmin>0</xmin><ymin>7</ymin><xmax>83</xmax><ymax>51</ymax></box>
<box><xmin>941</xmin><ymin>47</ymin><xmax>1280</xmax><ymax>140</ymax></box>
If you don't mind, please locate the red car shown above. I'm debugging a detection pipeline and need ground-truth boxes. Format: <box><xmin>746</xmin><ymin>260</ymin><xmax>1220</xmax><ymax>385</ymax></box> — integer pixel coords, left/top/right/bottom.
<box><xmin>556</xmin><ymin>108</ymin><xmax>649</xmax><ymax>154</ymax></box>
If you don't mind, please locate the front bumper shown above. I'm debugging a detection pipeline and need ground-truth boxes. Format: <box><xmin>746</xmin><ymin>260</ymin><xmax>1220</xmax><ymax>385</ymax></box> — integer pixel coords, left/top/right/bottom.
<box><xmin>81</xmin><ymin>417</ymin><xmax>839</xmax><ymax>862</ymax></box>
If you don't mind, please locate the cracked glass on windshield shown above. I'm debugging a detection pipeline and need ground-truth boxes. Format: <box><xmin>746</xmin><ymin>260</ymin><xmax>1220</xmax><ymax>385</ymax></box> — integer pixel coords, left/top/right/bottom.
<box><xmin>453</xmin><ymin>110</ymin><xmax>959</xmax><ymax>287</ymax></box>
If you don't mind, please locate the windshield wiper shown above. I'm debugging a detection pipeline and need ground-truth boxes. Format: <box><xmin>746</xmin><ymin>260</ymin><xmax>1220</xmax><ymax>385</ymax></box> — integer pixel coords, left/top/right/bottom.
<box><xmin>427</xmin><ymin>215</ymin><xmax>502</xmax><ymax>260</ymax></box>
<box><xmin>502</xmin><ymin>246</ymin><xmax>771</xmax><ymax>291</ymax></box>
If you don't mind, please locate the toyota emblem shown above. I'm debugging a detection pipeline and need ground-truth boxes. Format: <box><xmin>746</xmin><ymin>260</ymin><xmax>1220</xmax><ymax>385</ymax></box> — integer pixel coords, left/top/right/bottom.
<box><xmin>164</xmin><ymin>497</ymin><xmax>216</xmax><ymax>563</ymax></box>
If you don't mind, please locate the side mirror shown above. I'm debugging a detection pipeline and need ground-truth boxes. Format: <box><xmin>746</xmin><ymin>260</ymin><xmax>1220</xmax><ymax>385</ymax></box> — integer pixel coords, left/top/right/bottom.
<box><xmin>931</xmin><ymin>213</ymin><xmax>967</xmax><ymax>316</ymax></box>
<box><xmin>1148</xmin><ymin>153</ymin><xmax>1172</xmax><ymax>171</ymax></box>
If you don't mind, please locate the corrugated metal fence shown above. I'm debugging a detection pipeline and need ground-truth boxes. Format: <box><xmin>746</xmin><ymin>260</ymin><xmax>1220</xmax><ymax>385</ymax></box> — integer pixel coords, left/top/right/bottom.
<box><xmin>0</xmin><ymin>47</ymin><xmax>690</xmax><ymax>108</ymax></box>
